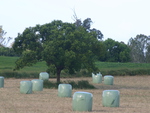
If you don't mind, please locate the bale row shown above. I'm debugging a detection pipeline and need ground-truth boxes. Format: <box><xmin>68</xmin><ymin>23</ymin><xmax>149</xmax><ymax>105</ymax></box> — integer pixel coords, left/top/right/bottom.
<box><xmin>0</xmin><ymin>72</ymin><xmax>120</xmax><ymax>112</ymax></box>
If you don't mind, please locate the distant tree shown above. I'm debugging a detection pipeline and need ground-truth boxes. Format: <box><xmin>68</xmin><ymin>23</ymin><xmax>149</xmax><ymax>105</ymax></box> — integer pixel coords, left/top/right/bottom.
<box><xmin>0</xmin><ymin>26</ymin><xmax>7</xmax><ymax>39</ymax></box>
<box><xmin>0</xmin><ymin>26</ymin><xmax>7</xmax><ymax>47</ymax></box>
<box><xmin>146</xmin><ymin>39</ymin><xmax>150</xmax><ymax>62</ymax></box>
<box><xmin>102</xmin><ymin>38</ymin><xmax>130</xmax><ymax>62</ymax></box>
<box><xmin>128</xmin><ymin>34</ymin><xmax>150</xmax><ymax>63</ymax></box>
<box><xmin>0</xmin><ymin>47</ymin><xmax>18</xmax><ymax>56</ymax></box>
<box><xmin>13</xmin><ymin>20</ymin><xmax>104</xmax><ymax>82</ymax></box>
<box><xmin>0</xmin><ymin>43</ymin><xmax>3</xmax><ymax>47</ymax></box>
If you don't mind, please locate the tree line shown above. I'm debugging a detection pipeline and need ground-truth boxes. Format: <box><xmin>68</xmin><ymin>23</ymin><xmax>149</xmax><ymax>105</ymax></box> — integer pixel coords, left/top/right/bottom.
<box><xmin>0</xmin><ymin>47</ymin><xmax>18</xmax><ymax>56</ymax></box>
<box><xmin>2</xmin><ymin>35</ymin><xmax>150</xmax><ymax>63</ymax></box>
<box><xmin>0</xmin><ymin>38</ymin><xmax>130</xmax><ymax>62</ymax></box>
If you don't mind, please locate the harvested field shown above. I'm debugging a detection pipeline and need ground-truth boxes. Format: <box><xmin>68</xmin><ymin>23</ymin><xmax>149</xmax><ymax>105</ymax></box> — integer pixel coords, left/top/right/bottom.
<box><xmin>0</xmin><ymin>76</ymin><xmax>150</xmax><ymax>113</ymax></box>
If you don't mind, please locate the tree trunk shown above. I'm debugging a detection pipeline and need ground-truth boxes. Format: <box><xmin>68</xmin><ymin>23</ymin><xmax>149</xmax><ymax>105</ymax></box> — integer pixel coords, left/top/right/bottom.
<box><xmin>56</xmin><ymin>68</ymin><xmax>61</xmax><ymax>83</ymax></box>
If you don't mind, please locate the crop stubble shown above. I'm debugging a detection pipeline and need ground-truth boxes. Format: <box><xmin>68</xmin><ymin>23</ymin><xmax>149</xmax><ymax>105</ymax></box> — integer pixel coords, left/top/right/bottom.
<box><xmin>0</xmin><ymin>76</ymin><xmax>150</xmax><ymax>113</ymax></box>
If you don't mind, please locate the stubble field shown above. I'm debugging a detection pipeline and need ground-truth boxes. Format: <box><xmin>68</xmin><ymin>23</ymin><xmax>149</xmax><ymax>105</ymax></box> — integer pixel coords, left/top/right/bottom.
<box><xmin>0</xmin><ymin>76</ymin><xmax>150</xmax><ymax>113</ymax></box>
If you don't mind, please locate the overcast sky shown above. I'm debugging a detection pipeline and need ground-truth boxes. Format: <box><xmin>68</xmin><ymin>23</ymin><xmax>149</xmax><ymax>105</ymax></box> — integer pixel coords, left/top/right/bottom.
<box><xmin>1</xmin><ymin>0</ymin><xmax>150</xmax><ymax>44</ymax></box>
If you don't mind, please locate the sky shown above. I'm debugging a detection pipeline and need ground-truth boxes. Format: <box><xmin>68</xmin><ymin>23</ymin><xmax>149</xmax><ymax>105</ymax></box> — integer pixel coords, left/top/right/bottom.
<box><xmin>1</xmin><ymin>0</ymin><xmax>150</xmax><ymax>44</ymax></box>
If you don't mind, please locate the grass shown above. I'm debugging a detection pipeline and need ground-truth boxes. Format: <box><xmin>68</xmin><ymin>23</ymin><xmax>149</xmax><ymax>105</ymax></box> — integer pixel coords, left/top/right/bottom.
<box><xmin>0</xmin><ymin>76</ymin><xmax>150</xmax><ymax>113</ymax></box>
<box><xmin>95</xmin><ymin>61</ymin><xmax>150</xmax><ymax>76</ymax></box>
<box><xmin>0</xmin><ymin>56</ymin><xmax>150</xmax><ymax>79</ymax></box>
<box><xmin>0</xmin><ymin>56</ymin><xmax>47</xmax><ymax>72</ymax></box>
<box><xmin>95</xmin><ymin>61</ymin><xmax>150</xmax><ymax>71</ymax></box>
<box><xmin>0</xmin><ymin>56</ymin><xmax>48</xmax><ymax>78</ymax></box>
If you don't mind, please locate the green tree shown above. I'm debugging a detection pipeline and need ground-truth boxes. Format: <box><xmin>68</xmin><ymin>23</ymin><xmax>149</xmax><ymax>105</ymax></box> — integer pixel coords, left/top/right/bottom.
<box><xmin>146</xmin><ymin>42</ymin><xmax>150</xmax><ymax>62</ymax></box>
<box><xmin>0</xmin><ymin>26</ymin><xmax>7</xmax><ymax>47</ymax></box>
<box><xmin>0</xmin><ymin>47</ymin><xmax>18</xmax><ymax>56</ymax></box>
<box><xmin>128</xmin><ymin>34</ymin><xmax>150</xmax><ymax>63</ymax></box>
<box><xmin>102</xmin><ymin>38</ymin><xmax>130</xmax><ymax>62</ymax></box>
<box><xmin>0</xmin><ymin>26</ymin><xmax>7</xmax><ymax>39</ymax></box>
<box><xmin>13</xmin><ymin>20</ymin><xmax>104</xmax><ymax>82</ymax></box>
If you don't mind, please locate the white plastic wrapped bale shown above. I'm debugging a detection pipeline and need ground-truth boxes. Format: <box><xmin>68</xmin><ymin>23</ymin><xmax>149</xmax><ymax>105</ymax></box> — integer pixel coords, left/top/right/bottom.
<box><xmin>39</xmin><ymin>72</ymin><xmax>49</xmax><ymax>81</ymax></box>
<box><xmin>102</xmin><ymin>90</ymin><xmax>120</xmax><ymax>107</ymax></box>
<box><xmin>31</xmin><ymin>79</ymin><xmax>43</xmax><ymax>91</ymax></box>
<box><xmin>20</xmin><ymin>81</ymin><xmax>32</xmax><ymax>94</ymax></box>
<box><xmin>72</xmin><ymin>91</ymin><xmax>93</xmax><ymax>111</ymax></box>
<box><xmin>92</xmin><ymin>72</ymin><xmax>102</xmax><ymax>83</ymax></box>
<box><xmin>58</xmin><ymin>84</ymin><xmax>72</xmax><ymax>97</ymax></box>
<box><xmin>0</xmin><ymin>76</ymin><xmax>4</xmax><ymax>88</ymax></box>
<box><xmin>104</xmin><ymin>75</ymin><xmax>114</xmax><ymax>85</ymax></box>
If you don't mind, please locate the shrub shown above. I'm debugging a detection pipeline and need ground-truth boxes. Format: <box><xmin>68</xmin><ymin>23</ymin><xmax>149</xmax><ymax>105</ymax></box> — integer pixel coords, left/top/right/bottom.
<box><xmin>43</xmin><ymin>80</ymin><xmax>95</xmax><ymax>89</ymax></box>
<box><xmin>77</xmin><ymin>80</ymin><xmax>95</xmax><ymax>89</ymax></box>
<box><xmin>0</xmin><ymin>71</ymin><xmax>39</xmax><ymax>78</ymax></box>
<box><xmin>43</xmin><ymin>80</ymin><xmax>59</xmax><ymax>89</ymax></box>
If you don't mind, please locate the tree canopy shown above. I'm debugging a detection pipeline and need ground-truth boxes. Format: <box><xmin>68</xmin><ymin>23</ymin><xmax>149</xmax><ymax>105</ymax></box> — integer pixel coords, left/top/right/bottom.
<box><xmin>13</xmin><ymin>20</ymin><xmax>104</xmax><ymax>82</ymax></box>
<box><xmin>101</xmin><ymin>38</ymin><xmax>130</xmax><ymax>62</ymax></box>
<box><xmin>0</xmin><ymin>26</ymin><xmax>7</xmax><ymax>39</ymax></box>
<box><xmin>128</xmin><ymin>34</ymin><xmax>150</xmax><ymax>63</ymax></box>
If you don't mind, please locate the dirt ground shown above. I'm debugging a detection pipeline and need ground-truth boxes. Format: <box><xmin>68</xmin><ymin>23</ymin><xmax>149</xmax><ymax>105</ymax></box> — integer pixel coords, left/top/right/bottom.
<box><xmin>0</xmin><ymin>76</ymin><xmax>150</xmax><ymax>113</ymax></box>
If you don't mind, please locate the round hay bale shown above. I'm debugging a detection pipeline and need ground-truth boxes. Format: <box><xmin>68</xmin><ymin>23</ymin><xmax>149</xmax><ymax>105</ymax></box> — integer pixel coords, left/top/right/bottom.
<box><xmin>72</xmin><ymin>91</ymin><xmax>93</xmax><ymax>111</ymax></box>
<box><xmin>104</xmin><ymin>75</ymin><xmax>114</xmax><ymax>85</ymax></box>
<box><xmin>58</xmin><ymin>84</ymin><xmax>72</xmax><ymax>97</ymax></box>
<box><xmin>0</xmin><ymin>76</ymin><xmax>4</xmax><ymax>88</ymax></box>
<box><xmin>20</xmin><ymin>81</ymin><xmax>32</xmax><ymax>94</ymax></box>
<box><xmin>39</xmin><ymin>72</ymin><xmax>49</xmax><ymax>81</ymax></box>
<box><xmin>92</xmin><ymin>72</ymin><xmax>102</xmax><ymax>83</ymax></box>
<box><xmin>102</xmin><ymin>90</ymin><xmax>120</xmax><ymax>107</ymax></box>
<box><xmin>31</xmin><ymin>79</ymin><xmax>43</xmax><ymax>91</ymax></box>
